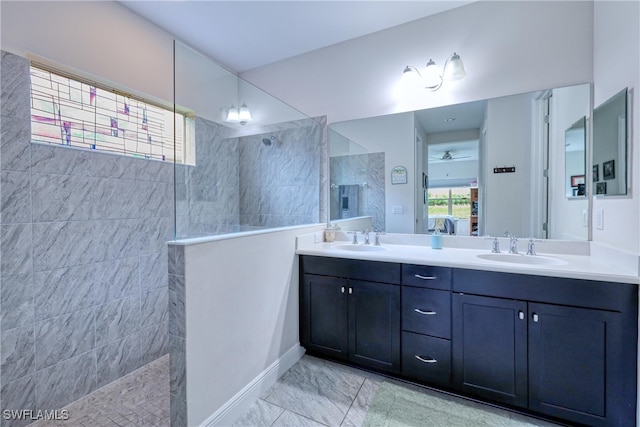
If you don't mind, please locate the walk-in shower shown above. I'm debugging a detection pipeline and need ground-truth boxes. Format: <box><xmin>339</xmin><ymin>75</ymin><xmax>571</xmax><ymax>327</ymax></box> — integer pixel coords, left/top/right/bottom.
<box><xmin>173</xmin><ymin>40</ymin><xmax>327</xmax><ymax>239</ymax></box>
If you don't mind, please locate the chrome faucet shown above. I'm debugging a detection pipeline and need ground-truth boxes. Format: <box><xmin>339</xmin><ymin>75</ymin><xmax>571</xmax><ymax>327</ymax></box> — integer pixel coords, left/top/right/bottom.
<box><xmin>374</xmin><ymin>230</ymin><xmax>386</xmax><ymax>246</ymax></box>
<box><xmin>350</xmin><ymin>231</ymin><xmax>358</xmax><ymax>244</ymax></box>
<box><xmin>508</xmin><ymin>234</ymin><xmax>518</xmax><ymax>254</ymax></box>
<box><xmin>362</xmin><ymin>229</ymin><xmax>370</xmax><ymax>245</ymax></box>
<box><xmin>526</xmin><ymin>239</ymin><xmax>543</xmax><ymax>255</ymax></box>
<box><xmin>491</xmin><ymin>237</ymin><xmax>500</xmax><ymax>253</ymax></box>
<box><xmin>483</xmin><ymin>236</ymin><xmax>500</xmax><ymax>253</ymax></box>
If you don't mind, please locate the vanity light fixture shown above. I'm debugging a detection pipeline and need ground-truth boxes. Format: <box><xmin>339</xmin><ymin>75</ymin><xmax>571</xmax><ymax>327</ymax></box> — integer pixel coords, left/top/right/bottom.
<box><xmin>224</xmin><ymin>102</ymin><xmax>252</xmax><ymax>125</ymax></box>
<box><xmin>402</xmin><ymin>52</ymin><xmax>466</xmax><ymax>92</ymax></box>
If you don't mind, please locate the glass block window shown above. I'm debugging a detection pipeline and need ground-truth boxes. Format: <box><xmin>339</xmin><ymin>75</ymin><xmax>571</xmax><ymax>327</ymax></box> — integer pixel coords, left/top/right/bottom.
<box><xmin>30</xmin><ymin>65</ymin><xmax>191</xmax><ymax>164</ymax></box>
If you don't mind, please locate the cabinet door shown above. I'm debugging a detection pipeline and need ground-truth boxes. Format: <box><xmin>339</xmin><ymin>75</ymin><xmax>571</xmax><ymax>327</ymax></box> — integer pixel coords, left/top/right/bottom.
<box><xmin>452</xmin><ymin>294</ymin><xmax>528</xmax><ymax>408</ymax></box>
<box><xmin>529</xmin><ymin>303</ymin><xmax>625</xmax><ymax>426</ymax></box>
<box><xmin>348</xmin><ymin>280</ymin><xmax>400</xmax><ymax>373</ymax></box>
<box><xmin>300</xmin><ymin>274</ymin><xmax>348</xmax><ymax>360</ymax></box>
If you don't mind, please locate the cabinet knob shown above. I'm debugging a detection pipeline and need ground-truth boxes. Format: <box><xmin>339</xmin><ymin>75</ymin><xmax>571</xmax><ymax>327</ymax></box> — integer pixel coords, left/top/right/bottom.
<box><xmin>341</xmin><ymin>286</ymin><xmax>345</xmax><ymax>294</ymax></box>
<box><xmin>518</xmin><ymin>311</ymin><xmax>525</xmax><ymax>320</ymax></box>
<box><xmin>348</xmin><ymin>287</ymin><xmax>353</xmax><ymax>294</ymax></box>
<box><xmin>415</xmin><ymin>355</ymin><xmax>437</xmax><ymax>364</ymax></box>
<box><xmin>414</xmin><ymin>309</ymin><xmax>436</xmax><ymax>315</ymax></box>
<box><xmin>532</xmin><ymin>313</ymin><xmax>539</xmax><ymax>322</ymax></box>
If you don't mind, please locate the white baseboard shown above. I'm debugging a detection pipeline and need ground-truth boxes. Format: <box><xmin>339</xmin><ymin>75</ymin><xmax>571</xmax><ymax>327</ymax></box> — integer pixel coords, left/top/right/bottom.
<box><xmin>200</xmin><ymin>344</ymin><xmax>306</xmax><ymax>427</ymax></box>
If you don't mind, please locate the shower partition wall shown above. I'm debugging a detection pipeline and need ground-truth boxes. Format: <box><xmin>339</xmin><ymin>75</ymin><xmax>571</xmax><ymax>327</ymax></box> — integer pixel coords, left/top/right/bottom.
<box><xmin>173</xmin><ymin>40</ymin><xmax>327</xmax><ymax>240</ymax></box>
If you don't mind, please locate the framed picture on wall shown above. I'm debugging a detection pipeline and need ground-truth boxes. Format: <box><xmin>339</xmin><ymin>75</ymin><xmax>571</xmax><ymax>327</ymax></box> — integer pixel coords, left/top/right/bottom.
<box><xmin>570</xmin><ymin>175</ymin><xmax>585</xmax><ymax>187</ymax></box>
<box><xmin>596</xmin><ymin>182</ymin><xmax>607</xmax><ymax>195</ymax></box>
<box><xmin>603</xmin><ymin>160</ymin><xmax>615</xmax><ymax>180</ymax></box>
<box><xmin>593</xmin><ymin>164</ymin><xmax>599</xmax><ymax>182</ymax></box>
<box><xmin>391</xmin><ymin>166</ymin><xmax>408</xmax><ymax>185</ymax></box>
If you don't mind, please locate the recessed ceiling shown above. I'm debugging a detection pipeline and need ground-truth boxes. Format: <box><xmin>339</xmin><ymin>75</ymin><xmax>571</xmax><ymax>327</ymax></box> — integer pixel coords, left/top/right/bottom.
<box><xmin>119</xmin><ymin>1</ymin><xmax>475</xmax><ymax>73</ymax></box>
<box><xmin>415</xmin><ymin>99</ymin><xmax>486</xmax><ymax>134</ymax></box>
<box><xmin>417</xmin><ymin>100</ymin><xmax>486</xmax><ymax>163</ymax></box>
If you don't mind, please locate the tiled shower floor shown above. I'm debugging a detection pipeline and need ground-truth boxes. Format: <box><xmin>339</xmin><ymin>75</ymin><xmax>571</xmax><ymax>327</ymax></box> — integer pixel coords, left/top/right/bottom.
<box><xmin>29</xmin><ymin>355</ymin><xmax>170</xmax><ymax>427</ymax></box>
<box><xmin>29</xmin><ymin>354</ymin><xmax>561</xmax><ymax>427</ymax></box>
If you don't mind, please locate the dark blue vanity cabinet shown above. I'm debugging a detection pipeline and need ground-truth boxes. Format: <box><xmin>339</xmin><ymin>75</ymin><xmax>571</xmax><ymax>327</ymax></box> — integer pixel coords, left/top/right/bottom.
<box><xmin>300</xmin><ymin>256</ymin><xmax>401</xmax><ymax>373</ymax></box>
<box><xmin>453</xmin><ymin>269</ymin><xmax>638</xmax><ymax>427</ymax></box>
<box><xmin>299</xmin><ymin>255</ymin><xmax>638</xmax><ymax>427</ymax></box>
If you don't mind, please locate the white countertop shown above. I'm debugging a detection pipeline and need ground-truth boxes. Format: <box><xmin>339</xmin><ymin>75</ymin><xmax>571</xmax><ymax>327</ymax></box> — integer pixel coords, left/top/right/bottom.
<box><xmin>296</xmin><ymin>233</ymin><xmax>640</xmax><ymax>285</ymax></box>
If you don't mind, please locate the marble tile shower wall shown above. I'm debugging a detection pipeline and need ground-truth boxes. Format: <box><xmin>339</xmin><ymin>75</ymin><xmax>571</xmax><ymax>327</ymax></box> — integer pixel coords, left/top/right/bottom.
<box><xmin>238</xmin><ymin>119</ymin><xmax>323</xmax><ymax>228</ymax></box>
<box><xmin>330</xmin><ymin>152</ymin><xmax>385</xmax><ymax>231</ymax></box>
<box><xmin>176</xmin><ymin>116</ymin><xmax>325</xmax><ymax>239</ymax></box>
<box><xmin>175</xmin><ymin>117</ymin><xmax>239</xmax><ymax>239</ymax></box>
<box><xmin>168</xmin><ymin>245</ymin><xmax>186</xmax><ymax>426</ymax></box>
<box><xmin>0</xmin><ymin>51</ymin><xmax>171</xmax><ymax>425</ymax></box>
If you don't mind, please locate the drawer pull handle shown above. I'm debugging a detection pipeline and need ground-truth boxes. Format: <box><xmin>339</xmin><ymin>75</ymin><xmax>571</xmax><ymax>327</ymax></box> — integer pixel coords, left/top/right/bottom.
<box><xmin>415</xmin><ymin>355</ymin><xmax>437</xmax><ymax>363</ymax></box>
<box><xmin>414</xmin><ymin>309</ymin><xmax>436</xmax><ymax>315</ymax></box>
<box><xmin>414</xmin><ymin>274</ymin><xmax>437</xmax><ymax>280</ymax></box>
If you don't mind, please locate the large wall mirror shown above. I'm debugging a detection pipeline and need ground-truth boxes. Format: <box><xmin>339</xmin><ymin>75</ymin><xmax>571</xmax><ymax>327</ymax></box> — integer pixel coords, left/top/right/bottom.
<box><xmin>592</xmin><ymin>88</ymin><xmax>628</xmax><ymax>197</ymax></box>
<box><xmin>329</xmin><ymin>83</ymin><xmax>591</xmax><ymax>241</ymax></box>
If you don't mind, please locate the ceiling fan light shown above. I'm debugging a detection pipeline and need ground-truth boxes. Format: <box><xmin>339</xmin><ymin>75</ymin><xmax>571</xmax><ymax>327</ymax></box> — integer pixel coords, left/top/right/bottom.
<box><xmin>446</xmin><ymin>52</ymin><xmax>467</xmax><ymax>82</ymax></box>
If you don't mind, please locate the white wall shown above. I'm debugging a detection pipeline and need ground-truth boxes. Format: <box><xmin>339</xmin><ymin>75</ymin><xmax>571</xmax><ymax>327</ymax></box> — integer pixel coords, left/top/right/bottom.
<box><xmin>1</xmin><ymin>1</ymin><xmax>174</xmax><ymax>106</ymax></box>
<box><xmin>331</xmin><ymin>113</ymin><xmax>415</xmax><ymax>233</ymax></box>
<box><xmin>428</xmin><ymin>160</ymin><xmax>478</xmax><ymax>183</ymax></box>
<box><xmin>483</xmin><ymin>93</ymin><xmax>533</xmax><ymax>237</ymax></box>
<box><xmin>241</xmin><ymin>1</ymin><xmax>594</xmax><ymax>124</ymax></box>
<box><xmin>548</xmin><ymin>85</ymin><xmax>591</xmax><ymax>241</ymax></box>
<box><xmin>183</xmin><ymin>224</ymin><xmax>324</xmax><ymax>426</ymax></box>
<box><xmin>0</xmin><ymin>2</ymin><xmax>306</xmax><ymax>128</ymax></box>
<box><xmin>592</xmin><ymin>1</ymin><xmax>640</xmax><ymax>254</ymax></box>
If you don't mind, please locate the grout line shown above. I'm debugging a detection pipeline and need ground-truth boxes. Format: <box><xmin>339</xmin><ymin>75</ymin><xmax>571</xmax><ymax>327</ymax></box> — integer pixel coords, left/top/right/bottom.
<box><xmin>338</xmin><ymin>377</ymin><xmax>366</xmax><ymax>427</ymax></box>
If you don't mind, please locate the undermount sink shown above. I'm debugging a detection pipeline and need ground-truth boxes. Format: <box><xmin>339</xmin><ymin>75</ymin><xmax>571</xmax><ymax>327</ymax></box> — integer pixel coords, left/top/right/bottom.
<box><xmin>334</xmin><ymin>244</ymin><xmax>387</xmax><ymax>252</ymax></box>
<box><xmin>476</xmin><ymin>253</ymin><xmax>567</xmax><ymax>266</ymax></box>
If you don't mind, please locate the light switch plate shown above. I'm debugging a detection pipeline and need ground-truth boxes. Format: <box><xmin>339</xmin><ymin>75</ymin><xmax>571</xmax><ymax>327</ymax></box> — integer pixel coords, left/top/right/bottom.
<box><xmin>392</xmin><ymin>206</ymin><xmax>404</xmax><ymax>214</ymax></box>
<box><xmin>595</xmin><ymin>209</ymin><xmax>604</xmax><ymax>230</ymax></box>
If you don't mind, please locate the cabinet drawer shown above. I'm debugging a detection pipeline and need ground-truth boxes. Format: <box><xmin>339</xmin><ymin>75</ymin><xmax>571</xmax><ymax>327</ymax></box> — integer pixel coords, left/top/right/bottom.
<box><xmin>402</xmin><ymin>332</ymin><xmax>451</xmax><ymax>387</ymax></box>
<box><xmin>301</xmin><ymin>255</ymin><xmax>401</xmax><ymax>284</ymax></box>
<box><xmin>402</xmin><ymin>287</ymin><xmax>451</xmax><ymax>338</ymax></box>
<box><xmin>402</xmin><ymin>265</ymin><xmax>451</xmax><ymax>290</ymax></box>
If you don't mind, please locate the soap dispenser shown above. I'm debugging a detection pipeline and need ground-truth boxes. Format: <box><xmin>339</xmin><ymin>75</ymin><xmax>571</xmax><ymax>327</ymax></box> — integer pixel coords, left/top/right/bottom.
<box><xmin>324</xmin><ymin>224</ymin><xmax>337</xmax><ymax>242</ymax></box>
<box><xmin>431</xmin><ymin>228</ymin><xmax>442</xmax><ymax>249</ymax></box>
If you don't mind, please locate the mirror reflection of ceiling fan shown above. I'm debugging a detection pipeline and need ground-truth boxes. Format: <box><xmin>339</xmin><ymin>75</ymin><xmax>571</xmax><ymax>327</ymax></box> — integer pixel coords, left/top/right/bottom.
<box><xmin>430</xmin><ymin>150</ymin><xmax>472</xmax><ymax>161</ymax></box>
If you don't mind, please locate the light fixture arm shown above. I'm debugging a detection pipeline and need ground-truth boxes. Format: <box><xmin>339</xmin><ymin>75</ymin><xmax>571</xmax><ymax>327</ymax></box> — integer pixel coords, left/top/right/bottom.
<box><xmin>402</xmin><ymin>52</ymin><xmax>466</xmax><ymax>92</ymax></box>
<box><xmin>403</xmin><ymin>65</ymin><xmax>423</xmax><ymax>79</ymax></box>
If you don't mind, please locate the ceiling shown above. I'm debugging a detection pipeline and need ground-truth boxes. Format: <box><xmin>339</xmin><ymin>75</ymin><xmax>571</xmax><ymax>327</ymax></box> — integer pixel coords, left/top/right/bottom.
<box><xmin>119</xmin><ymin>1</ymin><xmax>474</xmax><ymax>73</ymax></box>
<box><xmin>417</xmin><ymin>99</ymin><xmax>486</xmax><ymax>163</ymax></box>
<box><xmin>415</xmin><ymin>100</ymin><xmax>486</xmax><ymax>134</ymax></box>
